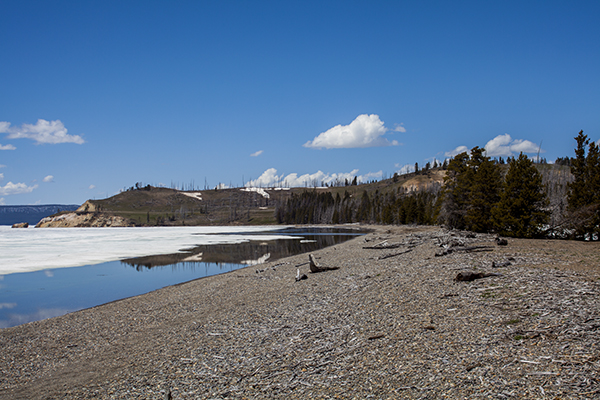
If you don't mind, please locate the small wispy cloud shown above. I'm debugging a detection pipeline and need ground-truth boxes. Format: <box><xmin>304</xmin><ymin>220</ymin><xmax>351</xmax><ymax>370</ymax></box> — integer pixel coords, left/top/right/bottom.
<box><xmin>89</xmin><ymin>184</ymin><xmax>96</xmax><ymax>190</ymax></box>
<box><xmin>0</xmin><ymin>182</ymin><xmax>38</xmax><ymax>196</ymax></box>
<box><xmin>445</xmin><ymin>145</ymin><xmax>469</xmax><ymax>158</ymax></box>
<box><xmin>304</xmin><ymin>114</ymin><xmax>401</xmax><ymax>149</ymax></box>
<box><xmin>43</xmin><ymin>175</ymin><xmax>54</xmax><ymax>183</ymax></box>
<box><xmin>0</xmin><ymin>173</ymin><xmax>3</xmax><ymax>181</ymax></box>
<box><xmin>0</xmin><ymin>119</ymin><xmax>85</xmax><ymax>145</ymax></box>
<box><xmin>250</xmin><ymin>150</ymin><xmax>263</xmax><ymax>157</ymax></box>
<box><xmin>484</xmin><ymin>134</ymin><xmax>541</xmax><ymax>157</ymax></box>
<box><xmin>0</xmin><ymin>198</ymin><xmax>5</xmax><ymax>205</ymax></box>
<box><xmin>0</xmin><ymin>144</ymin><xmax>16</xmax><ymax>150</ymax></box>
<box><xmin>393</xmin><ymin>124</ymin><xmax>407</xmax><ymax>133</ymax></box>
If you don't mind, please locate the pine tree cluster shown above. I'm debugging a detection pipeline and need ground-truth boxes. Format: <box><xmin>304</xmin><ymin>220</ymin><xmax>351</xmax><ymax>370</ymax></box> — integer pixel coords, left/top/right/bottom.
<box><xmin>275</xmin><ymin>189</ymin><xmax>437</xmax><ymax>226</ymax></box>
<box><xmin>276</xmin><ymin>133</ymin><xmax>596</xmax><ymax>240</ymax></box>
<box><xmin>437</xmin><ymin>147</ymin><xmax>549</xmax><ymax>238</ymax></box>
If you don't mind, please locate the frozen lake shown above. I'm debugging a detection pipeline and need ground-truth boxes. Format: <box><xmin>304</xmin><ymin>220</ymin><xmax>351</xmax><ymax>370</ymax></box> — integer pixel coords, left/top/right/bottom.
<box><xmin>0</xmin><ymin>226</ymin><xmax>364</xmax><ymax>328</ymax></box>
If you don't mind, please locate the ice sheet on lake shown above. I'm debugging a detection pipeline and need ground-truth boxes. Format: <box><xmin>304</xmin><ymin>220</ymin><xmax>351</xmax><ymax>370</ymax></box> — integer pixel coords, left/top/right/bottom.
<box><xmin>0</xmin><ymin>225</ymin><xmax>292</xmax><ymax>275</ymax></box>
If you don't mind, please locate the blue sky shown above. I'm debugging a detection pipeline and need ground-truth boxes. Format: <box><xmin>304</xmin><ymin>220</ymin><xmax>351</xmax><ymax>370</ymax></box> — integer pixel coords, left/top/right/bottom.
<box><xmin>1</xmin><ymin>0</ymin><xmax>599</xmax><ymax>205</ymax></box>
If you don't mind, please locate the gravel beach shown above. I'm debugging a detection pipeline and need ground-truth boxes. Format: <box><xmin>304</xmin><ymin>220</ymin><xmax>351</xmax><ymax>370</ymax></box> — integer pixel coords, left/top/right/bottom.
<box><xmin>1</xmin><ymin>225</ymin><xmax>599</xmax><ymax>399</ymax></box>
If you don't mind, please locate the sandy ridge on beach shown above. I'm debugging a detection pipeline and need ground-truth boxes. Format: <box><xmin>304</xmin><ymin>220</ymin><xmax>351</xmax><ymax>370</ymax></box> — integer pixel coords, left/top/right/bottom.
<box><xmin>1</xmin><ymin>225</ymin><xmax>599</xmax><ymax>399</ymax></box>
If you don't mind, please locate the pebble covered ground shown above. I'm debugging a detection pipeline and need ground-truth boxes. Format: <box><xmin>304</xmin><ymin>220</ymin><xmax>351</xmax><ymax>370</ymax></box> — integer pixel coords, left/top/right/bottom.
<box><xmin>1</xmin><ymin>225</ymin><xmax>599</xmax><ymax>399</ymax></box>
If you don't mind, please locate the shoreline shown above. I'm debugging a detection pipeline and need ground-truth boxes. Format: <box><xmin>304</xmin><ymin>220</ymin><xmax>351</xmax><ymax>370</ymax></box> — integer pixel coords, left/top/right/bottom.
<box><xmin>1</xmin><ymin>225</ymin><xmax>599</xmax><ymax>399</ymax></box>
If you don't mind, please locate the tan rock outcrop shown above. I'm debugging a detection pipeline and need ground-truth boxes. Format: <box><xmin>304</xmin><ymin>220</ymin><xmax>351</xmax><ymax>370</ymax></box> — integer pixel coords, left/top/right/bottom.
<box><xmin>36</xmin><ymin>212</ymin><xmax>134</xmax><ymax>228</ymax></box>
<box><xmin>11</xmin><ymin>222</ymin><xmax>29</xmax><ymax>228</ymax></box>
<box><xmin>76</xmin><ymin>200</ymin><xmax>99</xmax><ymax>213</ymax></box>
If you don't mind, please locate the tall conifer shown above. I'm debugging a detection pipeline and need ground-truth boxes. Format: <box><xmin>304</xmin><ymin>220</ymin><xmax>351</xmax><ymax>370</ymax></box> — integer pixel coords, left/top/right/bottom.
<box><xmin>567</xmin><ymin>130</ymin><xmax>600</xmax><ymax>239</ymax></box>
<box><xmin>438</xmin><ymin>152</ymin><xmax>471</xmax><ymax>229</ymax></box>
<box><xmin>465</xmin><ymin>147</ymin><xmax>502</xmax><ymax>232</ymax></box>
<box><xmin>492</xmin><ymin>153</ymin><xmax>549</xmax><ymax>238</ymax></box>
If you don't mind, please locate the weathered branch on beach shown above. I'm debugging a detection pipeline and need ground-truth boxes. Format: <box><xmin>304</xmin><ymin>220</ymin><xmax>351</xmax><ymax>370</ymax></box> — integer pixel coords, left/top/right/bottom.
<box><xmin>377</xmin><ymin>248</ymin><xmax>413</xmax><ymax>260</ymax></box>
<box><xmin>436</xmin><ymin>245</ymin><xmax>495</xmax><ymax>257</ymax></box>
<box><xmin>364</xmin><ymin>238</ymin><xmax>426</xmax><ymax>250</ymax></box>
<box><xmin>363</xmin><ymin>241</ymin><xmax>403</xmax><ymax>250</ymax></box>
<box><xmin>309</xmin><ymin>254</ymin><xmax>339</xmax><ymax>273</ymax></box>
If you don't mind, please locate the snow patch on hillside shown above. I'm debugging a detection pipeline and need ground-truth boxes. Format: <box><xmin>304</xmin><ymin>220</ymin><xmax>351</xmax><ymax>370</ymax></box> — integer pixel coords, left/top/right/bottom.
<box><xmin>241</xmin><ymin>187</ymin><xmax>270</xmax><ymax>198</ymax></box>
<box><xmin>181</xmin><ymin>192</ymin><xmax>202</xmax><ymax>201</ymax></box>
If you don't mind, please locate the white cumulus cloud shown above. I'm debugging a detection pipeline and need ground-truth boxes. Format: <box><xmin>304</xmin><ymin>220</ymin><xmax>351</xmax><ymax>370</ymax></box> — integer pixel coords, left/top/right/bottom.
<box><xmin>0</xmin><ymin>144</ymin><xmax>16</xmax><ymax>150</ymax></box>
<box><xmin>250</xmin><ymin>150</ymin><xmax>263</xmax><ymax>157</ymax></box>
<box><xmin>246</xmin><ymin>168</ymin><xmax>380</xmax><ymax>188</ymax></box>
<box><xmin>445</xmin><ymin>145</ymin><xmax>469</xmax><ymax>158</ymax></box>
<box><xmin>304</xmin><ymin>114</ymin><xmax>400</xmax><ymax>149</ymax></box>
<box><xmin>43</xmin><ymin>175</ymin><xmax>54</xmax><ymax>183</ymax></box>
<box><xmin>0</xmin><ymin>182</ymin><xmax>38</xmax><ymax>196</ymax></box>
<box><xmin>484</xmin><ymin>134</ymin><xmax>542</xmax><ymax>157</ymax></box>
<box><xmin>0</xmin><ymin>119</ymin><xmax>85</xmax><ymax>145</ymax></box>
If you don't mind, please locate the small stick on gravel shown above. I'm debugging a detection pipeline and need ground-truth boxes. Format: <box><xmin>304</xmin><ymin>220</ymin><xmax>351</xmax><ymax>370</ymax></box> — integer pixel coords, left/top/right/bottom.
<box><xmin>377</xmin><ymin>248</ymin><xmax>413</xmax><ymax>260</ymax></box>
<box><xmin>295</xmin><ymin>268</ymin><xmax>308</xmax><ymax>282</ymax></box>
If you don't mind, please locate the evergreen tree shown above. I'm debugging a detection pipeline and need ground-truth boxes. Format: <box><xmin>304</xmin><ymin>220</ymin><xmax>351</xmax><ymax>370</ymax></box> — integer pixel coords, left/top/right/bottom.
<box><xmin>438</xmin><ymin>151</ymin><xmax>471</xmax><ymax>229</ymax></box>
<box><xmin>568</xmin><ymin>131</ymin><xmax>591</xmax><ymax>208</ymax></box>
<box><xmin>357</xmin><ymin>190</ymin><xmax>372</xmax><ymax>222</ymax></box>
<box><xmin>567</xmin><ymin>130</ymin><xmax>600</xmax><ymax>239</ymax></box>
<box><xmin>492</xmin><ymin>153</ymin><xmax>549</xmax><ymax>238</ymax></box>
<box><xmin>465</xmin><ymin>147</ymin><xmax>502</xmax><ymax>232</ymax></box>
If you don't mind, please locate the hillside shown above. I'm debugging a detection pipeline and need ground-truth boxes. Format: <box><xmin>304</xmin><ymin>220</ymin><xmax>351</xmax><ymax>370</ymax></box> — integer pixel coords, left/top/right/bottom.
<box><xmin>36</xmin><ymin>164</ymin><xmax>572</xmax><ymax>228</ymax></box>
<box><xmin>36</xmin><ymin>170</ymin><xmax>447</xmax><ymax>227</ymax></box>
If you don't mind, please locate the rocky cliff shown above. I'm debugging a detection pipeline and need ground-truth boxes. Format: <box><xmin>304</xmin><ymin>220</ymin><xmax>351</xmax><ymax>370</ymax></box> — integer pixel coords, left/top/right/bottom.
<box><xmin>36</xmin><ymin>212</ymin><xmax>135</xmax><ymax>228</ymax></box>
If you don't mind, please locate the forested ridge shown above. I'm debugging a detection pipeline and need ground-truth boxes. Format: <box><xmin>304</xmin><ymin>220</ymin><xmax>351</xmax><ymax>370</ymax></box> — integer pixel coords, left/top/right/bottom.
<box><xmin>276</xmin><ymin>131</ymin><xmax>600</xmax><ymax>240</ymax></box>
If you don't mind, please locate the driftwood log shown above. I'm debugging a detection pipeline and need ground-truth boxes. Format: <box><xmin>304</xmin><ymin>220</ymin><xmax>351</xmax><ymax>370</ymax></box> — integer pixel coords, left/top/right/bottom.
<box><xmin>309</xmin><ymin>254</ymin><xmax>339</xmax><ymax>273</ymax></box>
<box><xmin>454</xmin><ymin>271</ymin><xmax>501</xmax><ymax>282</ymax></box>
<box><xmin>436</xmin><ymin>245</ymin><xmax>495</xmax><ymax>257</ymax></box>
<box><xmin>495</xmin><ymin>236</ymin><xmax>508</xmax><ymax>246</ymax></box>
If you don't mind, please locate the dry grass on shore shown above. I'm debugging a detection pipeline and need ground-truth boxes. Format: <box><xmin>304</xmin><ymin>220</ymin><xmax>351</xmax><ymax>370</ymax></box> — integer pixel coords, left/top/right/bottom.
<box><xmin>1</xmin><ymin>225</ymin><xmax>599</xmax><ymax>399</ymax></box>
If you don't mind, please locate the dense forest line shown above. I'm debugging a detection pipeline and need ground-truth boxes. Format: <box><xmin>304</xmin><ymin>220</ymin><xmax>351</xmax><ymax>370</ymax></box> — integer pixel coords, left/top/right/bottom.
<box><xmin>276</xmin><ymin>131</ymin><xmax>599</xmax><ymax>240</ymax></box>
